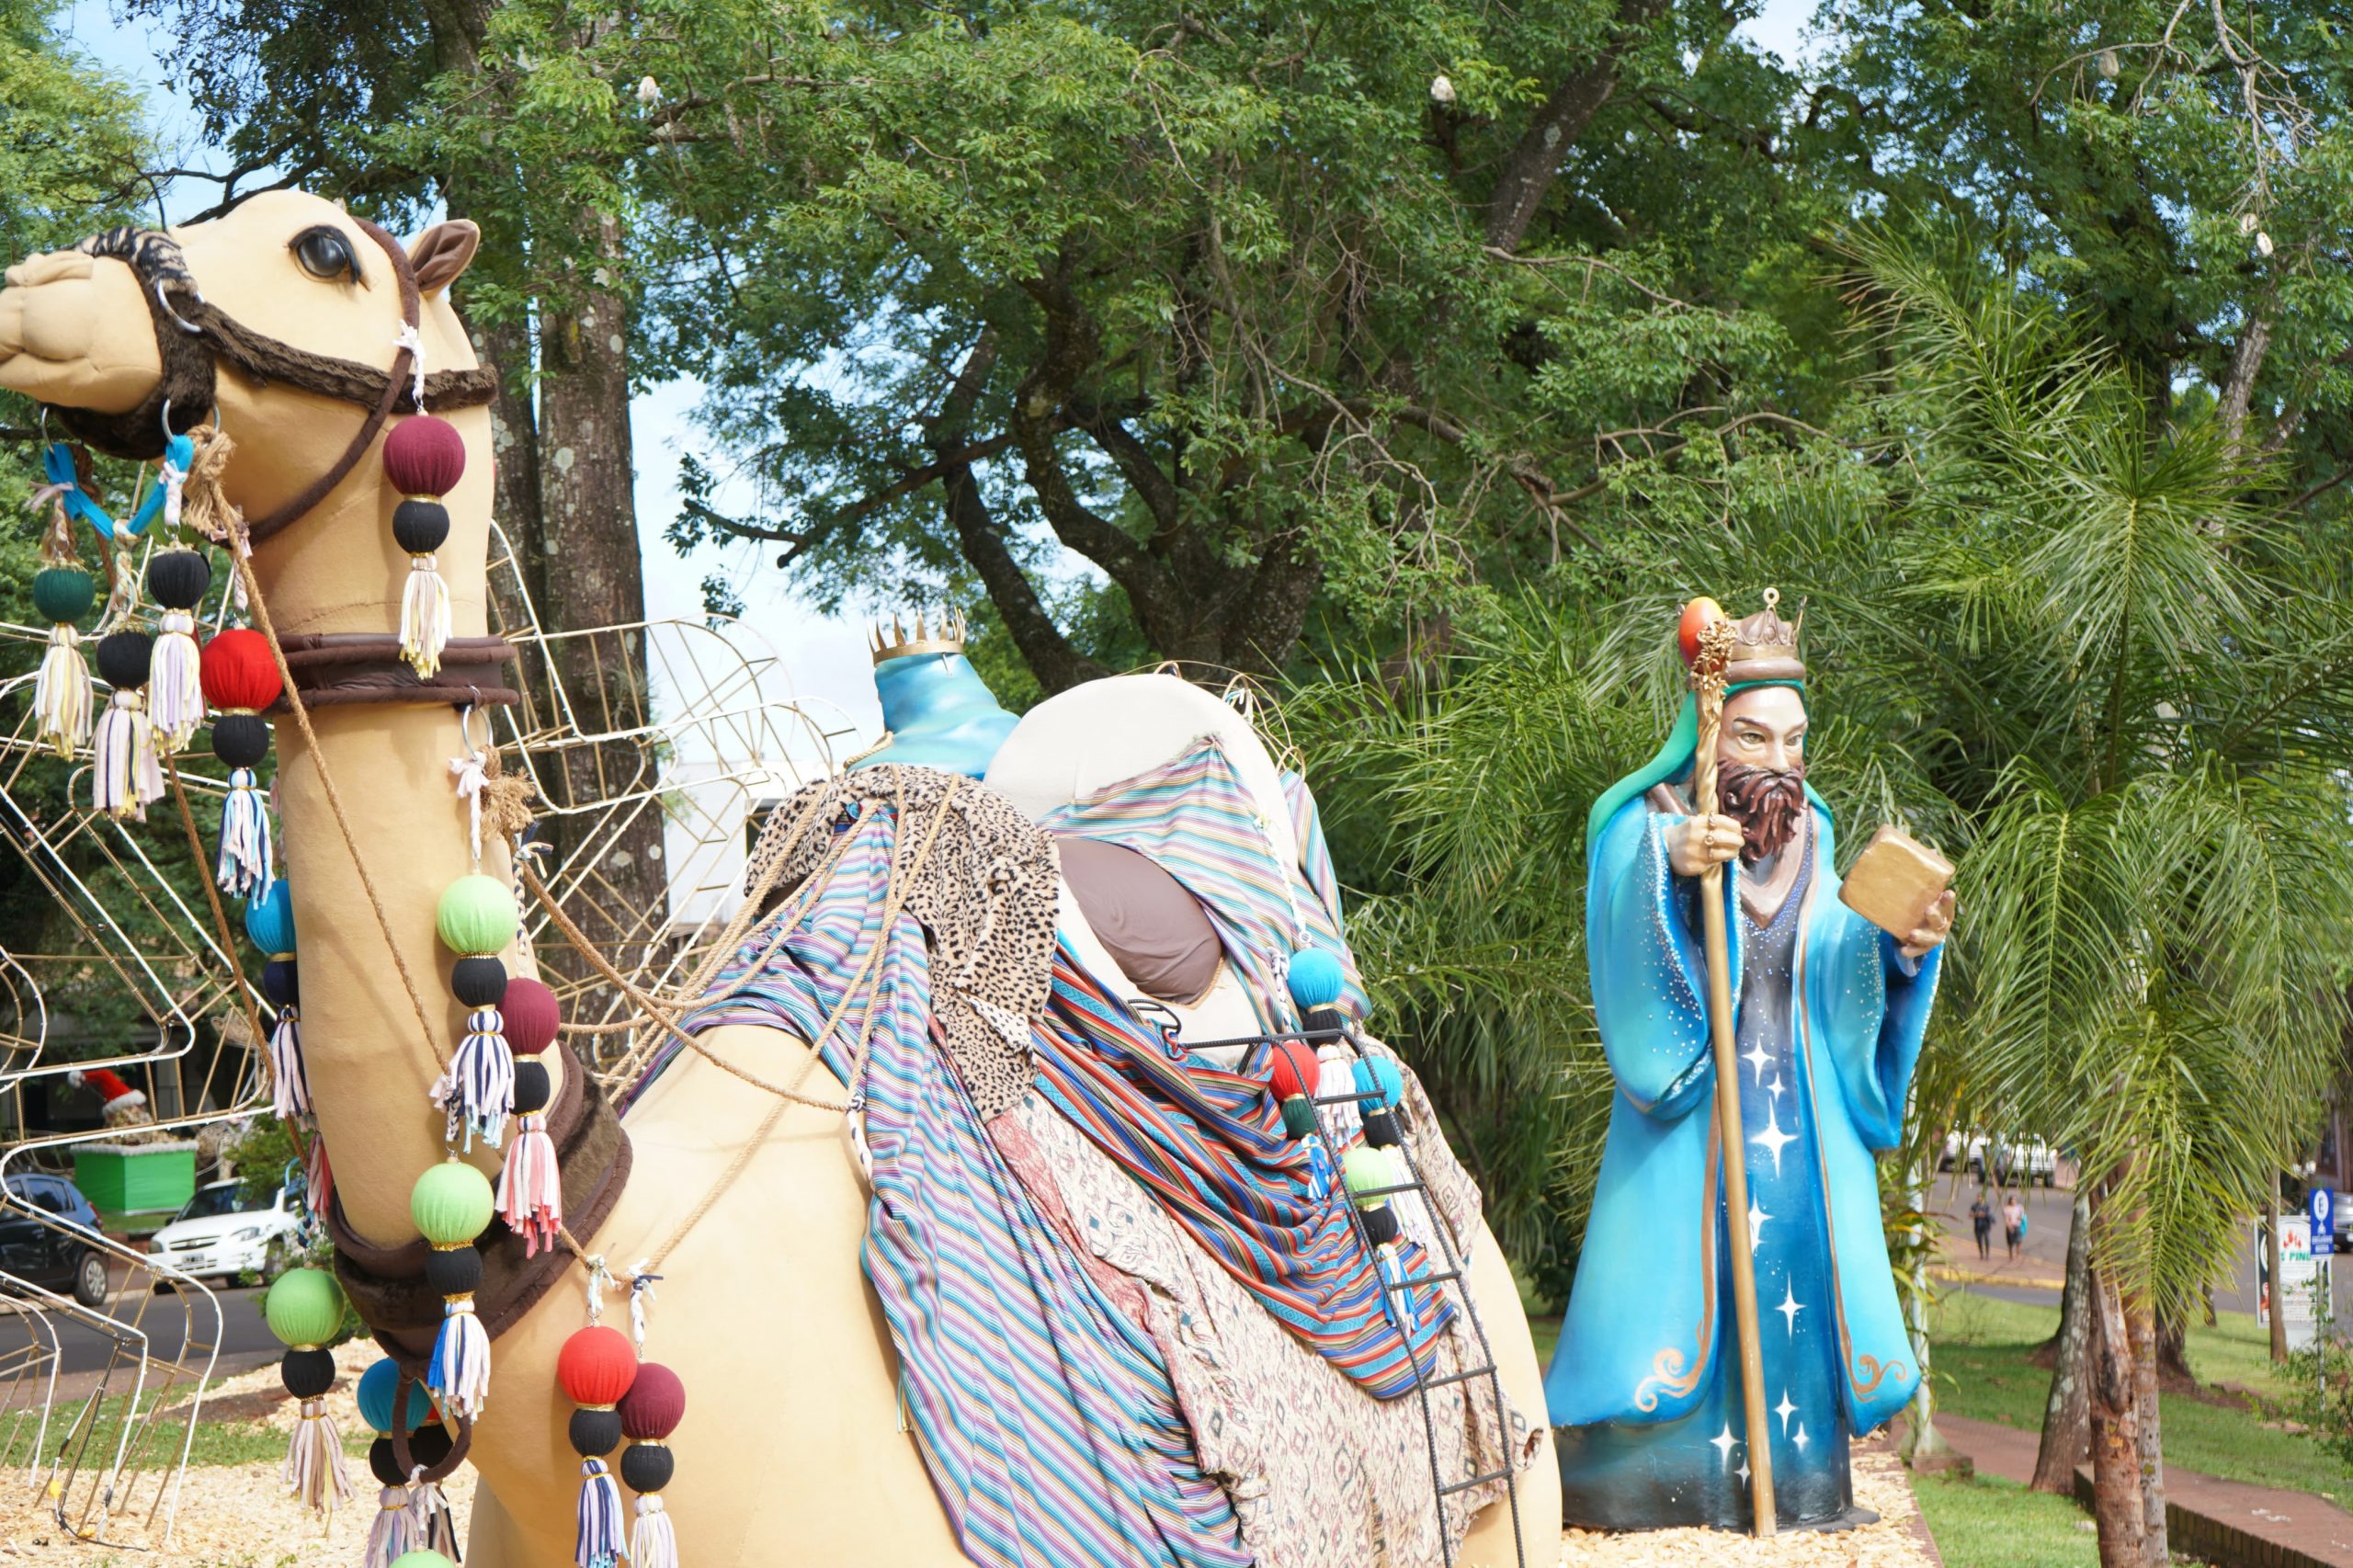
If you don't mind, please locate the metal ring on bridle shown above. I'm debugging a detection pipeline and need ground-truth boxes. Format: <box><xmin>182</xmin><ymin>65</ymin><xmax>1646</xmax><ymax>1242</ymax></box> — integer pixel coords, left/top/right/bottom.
<box><xmin>154</xmin><ymin>279</ymin><xmax>203</xmax><ymax>335</ymax></box>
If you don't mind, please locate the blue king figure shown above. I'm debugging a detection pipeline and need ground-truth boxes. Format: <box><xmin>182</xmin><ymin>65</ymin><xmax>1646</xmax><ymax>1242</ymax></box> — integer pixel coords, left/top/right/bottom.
<box><xmin>1545</xmin><ymin>591</ymin><xmax>1956</xmax><ymax>1532</ymax></box>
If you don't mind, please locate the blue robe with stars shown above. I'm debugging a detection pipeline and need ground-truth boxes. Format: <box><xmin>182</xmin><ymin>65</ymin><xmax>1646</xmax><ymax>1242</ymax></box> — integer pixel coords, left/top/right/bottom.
<box><xmin>1544</xmin><ymin>793</ymin><xmax>1938</xmax><ymax>1531</ymax></box>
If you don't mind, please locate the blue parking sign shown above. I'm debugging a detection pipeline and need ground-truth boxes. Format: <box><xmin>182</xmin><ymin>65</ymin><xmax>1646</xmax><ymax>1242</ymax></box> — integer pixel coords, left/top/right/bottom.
<box><xmin>2311</xmin><ymin>1187</ymin><xmax>2336</xmax><ymax>1258</ymax></box>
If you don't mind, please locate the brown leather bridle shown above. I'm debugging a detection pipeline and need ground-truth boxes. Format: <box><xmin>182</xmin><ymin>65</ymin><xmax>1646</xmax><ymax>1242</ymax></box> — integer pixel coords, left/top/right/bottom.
<box><xmin>57</xmin><ymin>218</ymin><xmax>497</xmax><ymax>543</ymax></box>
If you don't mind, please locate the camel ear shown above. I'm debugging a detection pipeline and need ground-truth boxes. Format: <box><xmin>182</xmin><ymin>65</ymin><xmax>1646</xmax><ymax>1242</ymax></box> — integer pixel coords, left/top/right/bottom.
<box><xmin>408</xmin><ymin>221</ymin><xmax>481</xmax><ymax>296</ymax></box>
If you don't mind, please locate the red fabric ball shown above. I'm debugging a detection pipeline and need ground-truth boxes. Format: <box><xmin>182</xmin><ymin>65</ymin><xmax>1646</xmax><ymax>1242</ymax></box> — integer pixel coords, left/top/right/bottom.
<box><xmin>502</xmin><ymin>977</ymin><xmax>560</xmax><ymax>1057</ymax></box>
<box><xmin>557</xmin><ymin>1325</ymin><xmax>637</xmax><ymax>1406</ymax></box>
<box><xmin>199</xmin><ymin>629</ymin><xmax>282</xmax><ymax>713</ymax></box>
<box><xmin>1267</xmin><ymin>1037</ymin><xmax>1320</xmax><ymax>1103</ymax></box>
<box><xmin>382</xmin><ymin>415</ymin><xmax>466</xmax><ymax>498</ymax></box>
<box><xmin>618</xmin><ymin>1361</ymin><xmax>686</xmax><ymax>1440</ymax></box>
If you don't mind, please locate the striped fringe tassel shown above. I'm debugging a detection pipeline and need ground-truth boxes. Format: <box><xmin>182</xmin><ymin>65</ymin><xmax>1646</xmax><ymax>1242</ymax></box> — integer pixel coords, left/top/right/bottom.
<box><xmin>302</xmin><ymin>1134</ymin><xmax>333</xmax><ymax>1218</ymax></box>
<box><xmin>92</xmin><ymin>690</ymin><xmax>161</xmax><ymax>820</ymax></box>
<box><xmin>426</xmin><ymin>1298</ymin><xmax>492</xmax><ymax>1418</ymax></box>
<box><xmin>268</xmin><ymin>1004</ymin><xmax>311</xmax><ymax>1121</ymax></box>
<box><xmin>399</xmin><ymin>554</ymin><xmax>451</xmax><ymax>678</ymax></box>
<box><xmin>408</xmin><ymin>1469</ymin><xmax>461</xmax><ymax>1558</ymax></box>
<box><xmin>432</xmin><ymin>1008</ymin><xmax>512</xmax><ymax>1151</ymax></box>
<box><xmin>215</xmin><ymin>767</ymin><xmax>273</xmax><ymax>896</ymax></box>
<box><xmin>281</xmin><ymin>1398</ymin><xmax>353</xmax><ymax>1515</ymax></box>
<box><xmin>574</xmin><ymin>1458</ymin><xmax>625</xmax><ymax>1568</ymax></box>
<box><xmin>34</xmin><ymin>626</ymin><xmax>91</xmax><ymax>760</ymax></box>
<box><xmin>367</xmin><ymin>1485</ymin><xmax>418</xmax><ymax>1566</ymax></box>
<box><xmin>495</xmin><ymin>1111</ymin><xmax>562</xmax><ymax>1256</ymax></box>
<box><xmin>149</xmin><ymin>610</ymin><xmax>204</xmax><ymax>754</ymax></box>
<box><xmin>630</xmin><ymin>1494</ymin><xmax>678</xmax><ymax>1568</ymax></box>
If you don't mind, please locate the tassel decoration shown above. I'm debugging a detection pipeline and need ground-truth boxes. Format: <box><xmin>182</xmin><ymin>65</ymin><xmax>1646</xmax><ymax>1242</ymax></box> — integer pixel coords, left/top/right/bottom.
<box><xmin>426</xmin><ymin>1292</ymin><xmax>491</xmax><ymax>1419</ymax></box>
<box><xmin>630</xmin><ymin>1494</ymin><xmax>677</xmax><ymax>1568</ymax></box>
<box><xmin>149</xmin><ymin>609</ymin><xmax>206</xmax><ymax>752</ymax></box>
<box><xmin>367</xmin><ymin>1485</ymin><xmax>418</xmax><ymax>1566</ymax></box>
<box><xmin>432</xmin><ymin>1006</ymin><xmax>512</xmax><ymax>1150</ymax></box>
<box><xmin>262</xmin><ymin>959</ymin><xmax>309</xmax><ymax>1121</ymax></box>
<box><xmin>399</xmin><ymin>554</ymin><xmax>452</xmax><ymax>678</ymax></box>
<box><xmin>35</xmin><ymin>623</ymin><xmax>93</xmax><ymax>759</ymax></box>
<box><xmin>408</xmin><ymin>1468</ymin><xmax>461</xmax><ymax>1557</ymax></box>
<box><xmin>497</xmin><ymin>1109</ymin><xmax>562</xmax><ymax>1256</ymax></box>
<box><xmin>92</xmin><ymin>688</ymin><xmax>162</xmax><ymax>820</ymax></box>
<box><xmin>574</xmin><ymin>1459</ymin><xmax>625</xmax><ymax>1568</ymax></box>
<box><xmin>215</xmin><ymin>767</ymin><xmax>274</xmax><ymax>896</ymax></box>
<box><xmin>303</xmin><ymin>1132</ymin><xmax>334</xmax><ymax>1219</ymax></box>
<box><xmin>282</xmin><ymin>1396</ymin><xmax>354</xmax><ymax>1515</ymax></box>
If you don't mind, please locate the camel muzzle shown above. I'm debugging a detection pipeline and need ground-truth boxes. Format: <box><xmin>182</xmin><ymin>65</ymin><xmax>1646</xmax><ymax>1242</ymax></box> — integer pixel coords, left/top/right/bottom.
<box><xmin>0</xmin><ymin>248</ymin><xmax>168</xmax><ymax>427</ymax></box>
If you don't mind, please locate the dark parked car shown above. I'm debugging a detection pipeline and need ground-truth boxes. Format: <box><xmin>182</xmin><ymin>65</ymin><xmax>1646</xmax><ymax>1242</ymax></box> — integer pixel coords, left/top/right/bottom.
<box><xmin>0</xmin><ymin>1172</ymin><xmax>111</xmax><ymax>1307</ymax></box>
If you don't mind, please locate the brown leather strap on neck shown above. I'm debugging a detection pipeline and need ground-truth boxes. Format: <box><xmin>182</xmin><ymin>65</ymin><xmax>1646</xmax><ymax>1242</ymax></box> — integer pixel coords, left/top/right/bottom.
<box><xmin>268</xmin><ymin>632</ymin><xmax>520</xmax><ymax>710</ymax></box>
<box><xmin>329</xmin><ymin>1046</ymin><xmax>632</xmax><ymax>1358</ymax></box>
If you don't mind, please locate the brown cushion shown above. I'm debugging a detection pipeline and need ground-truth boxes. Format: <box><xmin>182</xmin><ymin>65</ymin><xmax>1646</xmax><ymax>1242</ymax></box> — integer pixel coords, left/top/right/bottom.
<box><xmin>1055</xmin><ymin>835</ymin><xmax>1223</xmax><ymax>1006</ymax></box>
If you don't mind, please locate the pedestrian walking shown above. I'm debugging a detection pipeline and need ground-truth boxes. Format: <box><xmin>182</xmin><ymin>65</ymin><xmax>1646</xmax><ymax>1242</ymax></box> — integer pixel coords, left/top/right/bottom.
<box><xmin>2002</xmin><ymin>1193</ymin><xmax>2025</xmax><ymax>1259</ymax></box>
<box><xmin>1970</xmin><ymin>1190</ymin><xmax>1994</xmax><ymax>1259</ymax></box>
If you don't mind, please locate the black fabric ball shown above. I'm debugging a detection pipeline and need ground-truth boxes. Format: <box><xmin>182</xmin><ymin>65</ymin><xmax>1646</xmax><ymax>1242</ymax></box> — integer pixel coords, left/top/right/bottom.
<box><xmin>369</xmin><ymin>1435</ymin><xmax>405</xmax><ymax>1486</ymax></box>
<box><xmin>144</xmin><ymin>549</ymin><xmax>212</xmax><ymax>610</ymax></box>
<box><xmin>392</xmin><ymin>498</ymin><xmax>451</xmax><ymax>555</ymax></box>
<box><xmin>450</xmin><ymin>955</ymin><xmax>508</xmax><ymax>1008</ymax></box>
<box><xmin>1360</xmin><ymin>1108</ymin><xmax>1402</xmax><ymax>1149</ymax></box>
<box><xmin>620</xmin><ymin>1441</ymin><xmax>674</xmax><ymax>1494</ymax></box>
<box><xmin>261</xmin><ymin>958</ymin><xmax>299</xmax><ymax>1007</ymax></box>
<box><xmin>569</xmin><ymin>1405</ymin><xmax>621</xmax><ymax>1457</ymax></box>
<box><xmin>1359</xmin><ymin>1204</ymin><xmax>1401</xmax><ymax>1246</ymax></box>
<box><xmin>408</xmin><ymin>1423</ymin><xmax>454</xmax><ymax>1467</ymax></box>
<box><xmin>511</xmin><ymin>1059</ymin><xmax>552</xmax><ymax>1115</ymax></box>
<box><xmin>210</xmin><ymin>712</ymin><xmax>271</xmax><ymax>768</ymax></box>
<box><xmin>94</xmin><ymin>631</ymin><xmax>153</xmax><ymax>689</ymax></box>
<box><xmin>425</xmin><ymin>1244</ymin><xmax>482</xmax><ymax>1297</ymax></box>
<box><xmin>280</xmin><ymin>1346</ymin><xmax>335</xmax><ymax>1399</ymax></box>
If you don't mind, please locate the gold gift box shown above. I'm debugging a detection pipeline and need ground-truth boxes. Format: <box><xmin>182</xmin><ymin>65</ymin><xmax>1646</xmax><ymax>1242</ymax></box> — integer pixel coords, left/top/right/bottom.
<box><xmin>1838</xmin><ymin>825</ymin><xmax>1953</xmax><ymax>938</ymax></box>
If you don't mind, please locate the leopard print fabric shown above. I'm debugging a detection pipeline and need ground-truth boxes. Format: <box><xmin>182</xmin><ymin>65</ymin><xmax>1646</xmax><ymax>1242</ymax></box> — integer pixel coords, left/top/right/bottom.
<box><xmin>744</xmin><ymin>764</ymin><xmax>1057</xmax><ymax>1118</ymax></box>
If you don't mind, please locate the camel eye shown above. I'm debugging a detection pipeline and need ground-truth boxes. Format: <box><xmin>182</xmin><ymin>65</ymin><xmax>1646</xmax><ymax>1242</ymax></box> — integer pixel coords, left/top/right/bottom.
<box><xmin>290</xmin><ymin>226</ymin><xmax>360</xmax><ymax>283</ymax></box>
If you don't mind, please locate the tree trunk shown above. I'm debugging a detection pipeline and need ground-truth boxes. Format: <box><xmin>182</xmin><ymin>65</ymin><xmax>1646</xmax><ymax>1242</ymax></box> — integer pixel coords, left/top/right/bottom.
<box><xmin>2032</xmin><ymin>1190</ymin><xmax>2096</xmax><ymax>1493</ymax></box>
<box><xmin>531</xmin><ymin>210</ymin><xmax>664</xmax><ymax>1032</ymax></box>
<box><xmin>2154</xmin><ymin>1304</ymin><xmax>2193</xmax><ymax>1388</ymax></box>
<box><xmin>2130</xmin><ymin>1296</ymin><xmax>2168</xmax><ymax>1564</ymax></box>
<box><xmin>1483</xmin><ymin>0</ymin><xmax>1669</xmax><ymax>253</ymax></box>
<box><xmin>2267</xmin><ymin>1209</ymin><xmax>2290</xmax><ymax>1363</ymax></box>
<box><xmin>2087</xmin><ymin>1266</ymin><xmax>2146</xmax><ymax>1567</ymax></box>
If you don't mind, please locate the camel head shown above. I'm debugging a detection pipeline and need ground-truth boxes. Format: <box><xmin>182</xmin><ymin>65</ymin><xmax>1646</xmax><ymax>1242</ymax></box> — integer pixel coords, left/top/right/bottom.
<box><xmin>0</xmin><ymin>191</ymin><xmax>498</xmax><ymax>638</ymax></box>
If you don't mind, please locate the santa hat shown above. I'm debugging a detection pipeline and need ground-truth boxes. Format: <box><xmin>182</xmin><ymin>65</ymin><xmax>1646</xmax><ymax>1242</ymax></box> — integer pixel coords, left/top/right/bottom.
<box><xmin>67</xmin><ymin>1067</ymin><xmax>147</xmax><ymax>1113</ymax></box>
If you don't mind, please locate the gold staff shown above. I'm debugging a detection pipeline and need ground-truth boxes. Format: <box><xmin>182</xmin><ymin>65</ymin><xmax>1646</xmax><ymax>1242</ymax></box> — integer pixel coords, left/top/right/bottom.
<box><xmin>1690</xmin><ymin>608</ymin><xmax>1777</xmax><ymax>1537</ymax></box>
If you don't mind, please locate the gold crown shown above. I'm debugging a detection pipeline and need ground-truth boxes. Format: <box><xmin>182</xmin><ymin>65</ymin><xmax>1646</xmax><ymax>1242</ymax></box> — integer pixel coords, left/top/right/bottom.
<box><xmin>1728</xmin><ymin>587</ymin><xmax>1804</xmax><ymax>681</ymax></box>
<box><xmin>869</xmin><ymin>608</ymin><xmax>968</xmax><ymax>664</ymax></box>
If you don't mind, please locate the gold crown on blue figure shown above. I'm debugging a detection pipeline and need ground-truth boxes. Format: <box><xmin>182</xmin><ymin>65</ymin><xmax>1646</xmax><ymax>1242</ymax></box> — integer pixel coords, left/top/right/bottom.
<box><xmin>869</xmin><ymin>608</ymin><xmax>969</xmax><ymax>665</ymax></box>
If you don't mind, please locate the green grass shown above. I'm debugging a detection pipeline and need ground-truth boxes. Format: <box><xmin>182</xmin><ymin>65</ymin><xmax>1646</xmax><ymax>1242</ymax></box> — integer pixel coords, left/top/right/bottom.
<box><xmin>28</xmin><ymin>1387</ymin><xmax>375</xmax><ymax>1469</ymax></box>
<box><xmin>1911</xmin><ymin>1469</ymin><xmax>2100</xmax><ymax>1568</ymax></box>
<box><xmin>1926</xmin><ymin>1292</ymin><xmax>2353</xmax><ymax>1501</ymax></box>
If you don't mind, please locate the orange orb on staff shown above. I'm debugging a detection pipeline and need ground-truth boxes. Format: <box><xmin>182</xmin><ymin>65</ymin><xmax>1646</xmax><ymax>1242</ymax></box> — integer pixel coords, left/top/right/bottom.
<box><xmin>1677</xmin><ymin>597</ymin><xmax>1725</xmax><ymax>666</ymax></box>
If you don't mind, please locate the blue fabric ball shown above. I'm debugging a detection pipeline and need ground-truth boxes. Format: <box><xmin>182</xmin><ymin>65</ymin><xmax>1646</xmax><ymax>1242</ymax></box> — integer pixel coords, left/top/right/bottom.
<box><xmin>1353</xmin><ymin>1055</ymin><xmax>1405</xmax><ymax>1111</ymax></box>
<box><xmin>357</xmin><ymin>1357</ymin><xmax>429</xmax><ymax>1433</ymax></box>
<box><xmin>244</xmin><ymin>878</ymin><xmax>296</xmax><ymax>957</ymax></box>
<box><xmin>1285</xmin><ymin>947</ymin><xmax>1347</xmax><ymax>1009</ymax></box>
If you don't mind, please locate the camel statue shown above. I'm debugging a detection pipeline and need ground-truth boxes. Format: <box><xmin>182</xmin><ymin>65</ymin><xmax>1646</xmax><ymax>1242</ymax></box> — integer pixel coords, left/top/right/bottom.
<box><xmin>0</xmin><ymin>191</ymin><xmax>1559</xmax><ymax>1565</ymax></box>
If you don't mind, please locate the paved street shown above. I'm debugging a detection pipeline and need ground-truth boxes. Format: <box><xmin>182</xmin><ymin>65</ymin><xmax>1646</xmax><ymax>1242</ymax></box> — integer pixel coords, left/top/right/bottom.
<box><xmin>0</xmin><ymin>1281</ymin><xmax>277</xmax><ymax>1392</ymax></box>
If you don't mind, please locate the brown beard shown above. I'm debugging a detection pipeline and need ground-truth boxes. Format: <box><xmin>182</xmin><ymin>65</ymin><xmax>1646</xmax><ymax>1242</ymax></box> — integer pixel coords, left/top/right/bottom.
<box><xmin>1718</xmin><ymin>761</ymin><xmax>1806</xmax><ymax>866</ymax></box>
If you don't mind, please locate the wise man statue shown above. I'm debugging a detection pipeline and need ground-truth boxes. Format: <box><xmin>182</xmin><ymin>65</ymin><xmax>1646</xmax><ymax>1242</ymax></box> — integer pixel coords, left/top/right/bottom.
<box><xmin>1543</xmin><ymin>593</ymin><xmax>1955</xmax><ymax>1532</ymax></box>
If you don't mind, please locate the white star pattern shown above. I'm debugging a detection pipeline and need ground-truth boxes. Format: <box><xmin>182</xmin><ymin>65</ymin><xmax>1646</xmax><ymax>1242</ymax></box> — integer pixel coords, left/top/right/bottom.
<box><xmin>1767</xmin><ymin>1074</ymin><xmax>1785</xmax><ymax>1105</ymax></box>
<box><xmin>1711</xmin><ymin>1424</ymin><xmax>1736</xmax><ymax>1464</ymax></box>
<box><xmin>1748</xmin><ymin>1198</ymin><xmax>1770</xmax><ymax>1251</ymax></box>
<box><xmin>1737</xmin><ymin>1460</ymin><xmax>1750</xmax><ymax>1485</ymax></box>
<box><xmin>1777</xmin><ymin>1280</ymin><xmax>1803</xmax><ymax>1335</ymax></box>
<box><xmin>1792</xmin><ymin>1422</ymin><xmax>1811</xmax><ymax>1454</ymax></box>
<box><xmin>1774</xmin><ymin>1390</ymin><xmax>1797</xmax><ymax>1434</ymax></box>
<box><xmin>1742</xmin><ymin>1038</ymin><xmax>1772</xmax><ymax>1081</ymax></box>
<box><xmin>1750</xmin><ymin>1103</ymin><xmax>1796</xmax><ymax>1176</ymax></box>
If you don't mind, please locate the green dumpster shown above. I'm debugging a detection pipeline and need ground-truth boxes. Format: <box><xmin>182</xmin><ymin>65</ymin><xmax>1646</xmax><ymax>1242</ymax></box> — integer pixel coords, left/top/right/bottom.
<box><xmin>72</xmin><ymin>1142</ymin><xmax>198</xmax><ymax>1217</ymax></box>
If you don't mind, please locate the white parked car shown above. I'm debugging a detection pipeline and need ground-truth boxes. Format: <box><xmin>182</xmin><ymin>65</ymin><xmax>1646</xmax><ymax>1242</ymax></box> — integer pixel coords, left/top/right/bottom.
<box><xmin>146</xmin><ymin>1181</ymin><xmax>301</xmax><ymax>1284</ymax></box>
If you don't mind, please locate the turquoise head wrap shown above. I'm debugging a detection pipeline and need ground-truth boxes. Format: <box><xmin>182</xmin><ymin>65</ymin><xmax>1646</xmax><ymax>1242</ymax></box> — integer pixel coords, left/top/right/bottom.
<box><xmin>1584</xmin><ymin>679</ymin><xmax>1808</xmax><ymax>859</ymax></box>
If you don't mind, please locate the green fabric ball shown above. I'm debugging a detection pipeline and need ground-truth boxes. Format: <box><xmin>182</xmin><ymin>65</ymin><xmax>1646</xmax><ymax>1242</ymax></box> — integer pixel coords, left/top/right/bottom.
<box><xmin>435</xmin><ymin>873</ymin><xmax>518</xmax><ymax>957</ymax></box>
<box><xmin>1342</xmin><ymin>1144</ymin><xmax>1401</xmax><ymax>1199</ymax></box>
<box><xmin>390</xmin><ymin>1554</ymin><xmax>457</xmax><ymax>1568</ymax></box>
<box><xmin>31</xmin><ymin>567</ymin><xmax>95</xmax><ymax>626</ymax></box>
<box><xmin>263</xmin><ymin>1267</ymin><xmax>345</xmax><ymax>1349</ymax></box>
<box><xmin>410</xmin><ymin>1160</ymin><xmax>495</xmax><ymax>1245</ymax></box>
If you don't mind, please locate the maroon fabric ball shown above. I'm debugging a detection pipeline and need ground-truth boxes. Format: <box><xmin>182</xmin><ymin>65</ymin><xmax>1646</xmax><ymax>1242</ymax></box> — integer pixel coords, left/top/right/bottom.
<box><xmin>200</xmin><ymin>628</ymin><xmax>283</xmax><ymax>712</ymax></box>
<box><xmin>502</xmin><ymin>976</ymin><xmax>560</xmax><ymax>1057</ymax></box>
<box><xmin>382</xmin><ymin>415</ymin><xmax>467</xmax><ymax>498</ymax></box>
<box><xmin>618</xmin><ymin>1361</ymin><xmax>686</xmax><ymax>1441</ymax></box>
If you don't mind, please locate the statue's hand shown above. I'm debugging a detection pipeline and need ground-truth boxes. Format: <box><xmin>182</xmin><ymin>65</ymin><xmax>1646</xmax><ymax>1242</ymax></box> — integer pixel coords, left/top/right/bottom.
<box><xmin>1668</xmin><ymin>813</ymin><xmax>1744</xmax><ymax>878</ymax></box>
<box><xmin>1899</xmin><ymin>888</ymin><xmax>1957</xmax><ymax>960</ymax></box>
